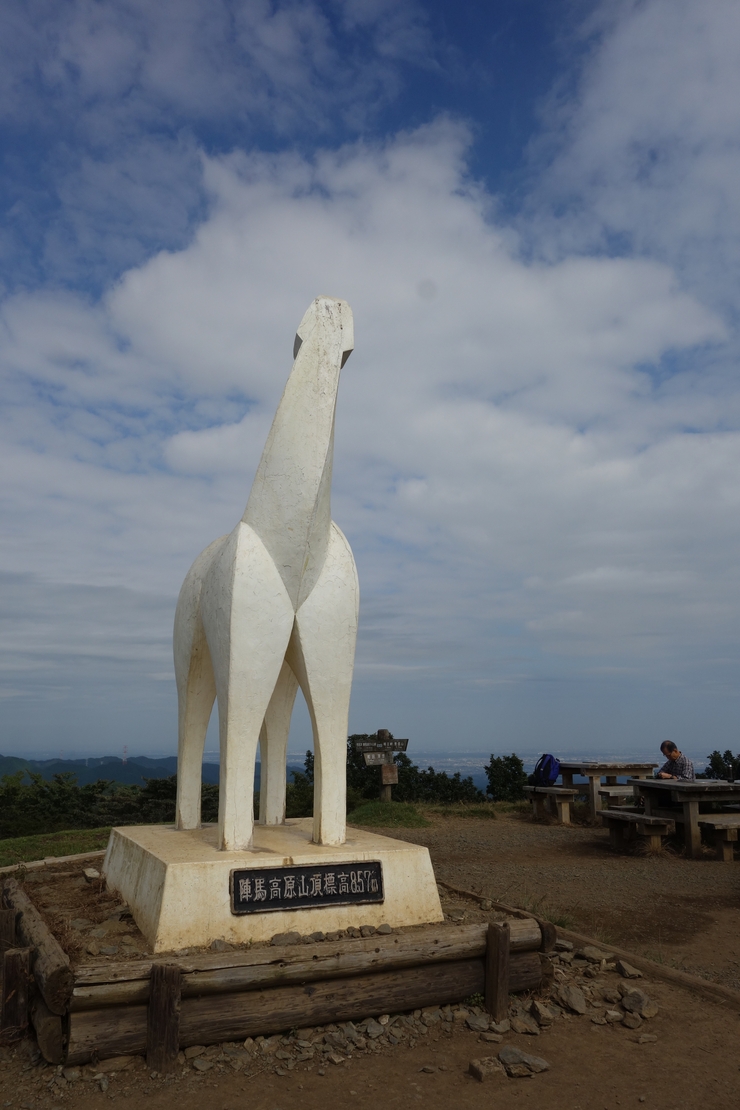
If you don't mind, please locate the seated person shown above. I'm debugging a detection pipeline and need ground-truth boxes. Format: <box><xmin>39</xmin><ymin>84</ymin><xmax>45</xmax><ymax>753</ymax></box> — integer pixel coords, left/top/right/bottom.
<box><xmin>657</xmin><ymin>741</ymin><xmax>695</xmax><ymax>781</ymax></box>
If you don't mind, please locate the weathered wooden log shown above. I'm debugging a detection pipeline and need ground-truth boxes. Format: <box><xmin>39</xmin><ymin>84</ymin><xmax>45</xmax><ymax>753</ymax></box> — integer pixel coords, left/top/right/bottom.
<box><xmin>0</xmin><ymin>909</ymin><xmax>19</xmax><ymax>951</ymax></box>
<box><xmin>66</xmin><ymin>958</ymin><xmax>485</xmax><ymax>1063</ymax></box>
<box><xmin>1</xmin><ymin>879</ymin><xmax>74</xmax><ymax>1016</ymax></box>
<box><xmin>146</xmin><ymin>964</ymin><xmax>181</xmax><ymax>1074</ymax></box>
<box><xmin>1</xmin><ymin>947</ymin><xmax>31</xmax><ymax>1043</ymax></box>
<box><xmin>66</xmin><ymin>950</ymin><xmax>542</xmax><ymax>1064</ymax></box>
<box><xmin>484</xmin><ymin>922</ymin><xmax>509</xmax><ymax>1022</ymax></box>
<box><xmin>31</xmin><ymin>997</ymin><xmax>65</xmax><ymax>1064</ymax></box>
<box><xmin>537</xmin><ymin>919</ymin><xmax>557</xmax><ymax>952</ymax></box>
<box><xmin>71</xmin><ymin>919</ymin><xmax>543</xmax><ymax>1010</ymax></box>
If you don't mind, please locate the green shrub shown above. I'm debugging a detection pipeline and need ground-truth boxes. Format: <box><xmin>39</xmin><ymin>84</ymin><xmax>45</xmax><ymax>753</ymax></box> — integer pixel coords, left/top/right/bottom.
<box><xmin>484</xmin><ymin>753</ymin><xmax>527</xmax><ymax>801</ymax></box>
<box><xmin>704</xmin><ymin>750</ymin><xmax>740</xmax><ymax>781</ymax></box>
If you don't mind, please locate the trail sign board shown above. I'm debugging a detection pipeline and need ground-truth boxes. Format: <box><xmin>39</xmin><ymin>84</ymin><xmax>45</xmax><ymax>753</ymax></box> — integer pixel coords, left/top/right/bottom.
<box><xmin>363</xmin><ymin>751</ymin><xmax>394</xmax><ymax>766</ymax></box>
<box><xmin>354</xmin><ymin>738</ymin><xmax>408</xmax><ymax>753</ymax></box>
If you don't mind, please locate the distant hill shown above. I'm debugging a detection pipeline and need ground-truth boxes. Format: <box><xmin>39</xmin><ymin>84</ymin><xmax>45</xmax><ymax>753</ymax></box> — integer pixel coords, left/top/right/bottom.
<box><xmin>0</xmin><ymin>754</ymin><xmax>305</xmax><ymax>788</ymax></box>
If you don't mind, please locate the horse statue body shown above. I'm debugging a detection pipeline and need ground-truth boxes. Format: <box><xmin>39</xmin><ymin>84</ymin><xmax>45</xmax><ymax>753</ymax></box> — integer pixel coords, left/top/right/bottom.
<box><xmin>173</xmin><ymin>296</ymin><xmax>358</xmax><ymax>850</ymax></box>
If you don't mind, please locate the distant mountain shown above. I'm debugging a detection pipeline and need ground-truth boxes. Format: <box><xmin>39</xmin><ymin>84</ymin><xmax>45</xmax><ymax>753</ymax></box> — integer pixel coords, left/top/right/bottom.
<box><xmin>0</xmin><ymin>754</ymin><xmax>304</xmax><ymax>788</ymax></box>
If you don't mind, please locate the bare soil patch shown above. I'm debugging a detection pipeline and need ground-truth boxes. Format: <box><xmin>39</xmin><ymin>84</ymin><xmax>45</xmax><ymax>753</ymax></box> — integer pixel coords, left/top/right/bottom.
<box><xmin>374</xmin><ymin>808</ymin><xmax>740</xmax><ymax>990</ymax></box>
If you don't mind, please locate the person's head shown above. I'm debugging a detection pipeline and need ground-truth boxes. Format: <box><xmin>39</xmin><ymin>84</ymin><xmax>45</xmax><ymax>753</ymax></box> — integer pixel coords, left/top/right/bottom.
<box><xmin>660</xmin><ymin>741</ymin><xmax>680</xmax><ymax>761</ymax></box>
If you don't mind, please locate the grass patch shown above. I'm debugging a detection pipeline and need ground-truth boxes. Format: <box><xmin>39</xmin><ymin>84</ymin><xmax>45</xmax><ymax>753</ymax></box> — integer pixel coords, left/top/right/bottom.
<box><xmin>425</xmin><ymin>803</ymin><xmax>498</xmax><ymax>819</ymax></box>
<box><xmin>520</xmin><ymin>894</ymin><xmax>575</xmax><ymax>930</ymax></box>
<box><xmin>347</xmin><ymin>802</ymin><xmax>431</xmax><ymax>828</ymax></box>
<box><xmin>0</xmin><ymin>827</ymin><xmax>111</xmax><ymax>868</ymax></box>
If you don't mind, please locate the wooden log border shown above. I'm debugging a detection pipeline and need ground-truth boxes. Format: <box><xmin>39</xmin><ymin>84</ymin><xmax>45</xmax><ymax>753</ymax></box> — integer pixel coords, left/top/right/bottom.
<box><xmin>1</xmin><ymin>879</ymin><xmax>74</xmax><ymax>1016</ymax></box>
<box><xmin>1</xmin><ymin>868</ymin><xmax>553</xmax><ymax>1064</ymax></box>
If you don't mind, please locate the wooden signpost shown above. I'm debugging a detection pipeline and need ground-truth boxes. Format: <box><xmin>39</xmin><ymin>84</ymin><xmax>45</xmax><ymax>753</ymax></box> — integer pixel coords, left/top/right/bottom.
<box><xmin>356</xmin><ymin>730</ymin><xmax>409</xmax><ymax>802</ymax></box>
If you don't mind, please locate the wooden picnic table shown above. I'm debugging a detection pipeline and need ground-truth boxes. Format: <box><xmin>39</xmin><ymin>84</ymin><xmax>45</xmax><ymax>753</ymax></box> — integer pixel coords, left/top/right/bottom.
<box><xmin>628</xmin><ymin>778</ymin><xmax>740</xmax><ymax>859</ymax></box>
<box><xmin>559</xmin><ymin>762</ymin><xmax>658</xmax><ymax>820</ymax></box>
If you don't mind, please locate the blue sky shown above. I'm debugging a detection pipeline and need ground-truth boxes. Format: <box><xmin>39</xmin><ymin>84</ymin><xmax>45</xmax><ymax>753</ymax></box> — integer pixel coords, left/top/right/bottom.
<box><xmin>1</xmin><ymin>0</ymin><xmax>739</xmax><ymax>762</ymax></box>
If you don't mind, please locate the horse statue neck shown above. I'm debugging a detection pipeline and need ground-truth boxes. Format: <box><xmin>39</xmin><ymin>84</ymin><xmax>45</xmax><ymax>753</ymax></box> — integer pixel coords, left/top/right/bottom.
<box><xmin>242</xmin><ymin>296</ymin><xmax>354</xmax><ymax>609</ymax></box>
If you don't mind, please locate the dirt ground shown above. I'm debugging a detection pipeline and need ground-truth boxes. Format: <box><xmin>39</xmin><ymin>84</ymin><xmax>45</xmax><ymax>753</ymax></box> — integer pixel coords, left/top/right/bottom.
<box><xmin>1</xmin><ymin>809</ymin><xmax>739</xmax><ymax>1110</ymax></box>
<box><xmin>394</xmin><ymin>808</ymin><xmax>740</xmax><ymax>989</ymax></box>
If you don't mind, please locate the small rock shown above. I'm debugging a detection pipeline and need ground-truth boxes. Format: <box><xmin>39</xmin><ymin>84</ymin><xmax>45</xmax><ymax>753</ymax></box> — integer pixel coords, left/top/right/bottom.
<box><xmin>591</xmin><ymin>1015</ymin><xmax>607</xmax><ymax>1025</ymax></box>
<box><xmin>83</xmin><ymin>868</ymin><xmax>101</xmax><ymax>882</ymax></box>
<box><xmin>622</xmin><ymin>1013</ymin><xmax>642</xmax><ymax>1030</ymax></box>
<box><xmin>260</xmin><ymin>1036</ymin><xmax>282</xmax><ymax>1055</ymax></box>
<box><xmin>378</xmin><ymin>1014</ymin><xmax>390</xmax><ymax>1025</ymax></box>
<box><xmin>554</xmin><ymin>939</ymin><xmax>574</xmax><ymax>951</ymax></box>
<box><xmin>97</xmin><ymin>1075</ymin><xmax>109</xmax><ymax>1092</ymax></box>
<box><xmin>271</xmin><ymin>931</ymin><xmax>302</xmax><ymax>946</ymax></box>
<box><xmin>580</xmin><ymin>945</ymin><xmax>613</xmax><ymax>963</ymax></box>
<box><xmin>193</xmin><ymin>1058</ymin><xmax>213</xmax><ymax>1072</ymax></box>
<box><xmin>209</xmin><ymin>938</ymin><xmax>232</xmax><ymax>952</ymax></box>
<box><xmin>62</xmin><ymin>1068</ymin><xmax>81</xmax><ymax>1082</ymax></box>
<box><xmin>498</xmin><ymin>1045</ymin><xmax>550</xmax><ymax>1077</ymax></box>
<box><xmin>359</xmin><ymin>925</ymin><xmax>376</xmax><ymax>937</ymax></box>
<box><xmin>602</xmin><ymin>988</ymin><xmax>622</xmax><ymax>1005</ymax></box>
<box><xmin>638</xmin><ymin>1034</ymin><xmax>658</xmax><ymax>1044</ymax></box>
<box><xmin>490</xmin><ymin>1019</ymin><xmax>510</xmax><ymax>1034</ymax></box>
<box><xmin>120</xmin><ymin>935</ymin><xmax>137</xmax><ymax>946</ymax></box>
<box><xmin>622</xmin><ymin>988</ymin><xmax>658</xmax><ymax>1019</ymax></box>
<box><xmin>86</xmin><ymin>940</ymin><xmax>100</xmax><ymax>956</ymax></box>
<box><xmin>466</xmin><ymin>1014</ymin><xmax>490</xmax><ymax>1033</ymax></box>
<box><xmin>605</xmin><ymin>1010</ymin><xmax>623</xmax><ymax>1023</ymax></box>
<box><xmin>184</xmin><ymin>1045</ymin><xmax>205</xmax><ymax>1059</ymax></box>
<box><xmin>89</xmin><ymin>927</ymin><xmax>107</xmax><ymax>939</ymax></box>
<box><xmin>308</xmin><ymin>931</ymin><xmax>325</xmax><ymax>942</ymax></box>
<box><xmin>480</xmin><ymin>899</ymin><xmax>493</xmax><ymax>910</ymax></box>
<box><xmin>480</xmin><ymin>1032</ymin><xmax>502</xmax><ymax>1044</ymax></box>
<box><xmin>365</xmin><ymin>1020</ymin><xmax>385</xmax><ymax>1039</ymax></box>
<box><xmin>510</xmin><ymin>1015</ymin><xmax>540</xmax><ymax>1036</ymax></box>
<box><xmin>469</xmin><ymin>1056</ymin><xmax>505</xmax><ymax>1082</ymax></box>
<box><xmin>327</xmin><ymin>1052</ymin><xmax>345</xmax><ymax>1065</ymax></box>
<box><xmin>452</xmin><ymin>1009</ymin><xmax>469</xmax><ymax>1024</ymax></box>
<box><xmin>530</xmin><ymin>1001</ymin><xmax>554</xmax><ymax>1027</ymax></box>
<box><xmin>99</xmin><ymin>945</ymin><xmax>119</xmax><ymax>956</ymax></box>
<box><xmin>420</xmin><ymin>1065</ymin><xmax>436</xmax><ymax>1073</ymax></box>
<box><xmin>558</xmin><ymin>984</ymin><xmax>588</xmax><ymax>1015</ymax></box>
<box><xmin>377</xmin><ymin>923</ymin><xmax>393</xmax><ymax>935</ymax></box>
<box><xmin>616</xmin><ymin>959</ymin><xmax>643</xmax><ymax>979</ymax></box>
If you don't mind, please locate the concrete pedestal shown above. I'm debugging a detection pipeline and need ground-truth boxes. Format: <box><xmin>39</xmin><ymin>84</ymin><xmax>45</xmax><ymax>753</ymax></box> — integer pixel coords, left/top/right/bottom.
<box><xmin>103</xmin><ymin>819</ymin><xmax>444</xmax><ymax>953</ymax></box>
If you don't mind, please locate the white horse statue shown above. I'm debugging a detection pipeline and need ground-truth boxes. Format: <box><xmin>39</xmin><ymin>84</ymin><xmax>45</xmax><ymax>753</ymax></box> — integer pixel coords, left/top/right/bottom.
<box><xmin>173</xmin><ymin>296</ymin><xmax>359</xmax><ymax>850</ymax></box>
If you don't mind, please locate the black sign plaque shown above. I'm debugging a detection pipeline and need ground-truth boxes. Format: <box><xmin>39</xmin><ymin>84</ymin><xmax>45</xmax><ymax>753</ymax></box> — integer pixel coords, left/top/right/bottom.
<box><xmin>230</xmin><ymin>861</ymin><xmax>384</xmax><ymax>915</ymax></box>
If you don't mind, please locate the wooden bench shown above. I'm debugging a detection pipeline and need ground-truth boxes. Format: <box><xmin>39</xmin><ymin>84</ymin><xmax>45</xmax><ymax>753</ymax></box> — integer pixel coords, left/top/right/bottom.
<box><xmin>698</xmin><ymin>815</ymin><xmax>740</xmax><ymax>862</ymax></box>
<box><xmin>523</xmin><ymin>786</ymin><xmax>579</xmax><ymax>825</ymax></box>
<box><xmin>600</xmin><ymin>808</ymin><xmax>676</xmax><ymax>851</ymax></box>
<box><xmin>598</xmin><ymin>785</ymin><xmax>635</xmax><ymax>807</ymax></box>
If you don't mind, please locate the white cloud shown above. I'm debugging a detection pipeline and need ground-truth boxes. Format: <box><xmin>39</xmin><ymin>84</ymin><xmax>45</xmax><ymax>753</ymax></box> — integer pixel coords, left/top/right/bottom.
<box><xmin>534</xmin><ymin>0</ymin><xmax>740</xmax><ymax>309</ymax></box>
<box><xmin>2</xmin><ymin>1</ymin><xmax>740</xmax><ymax>755</ymax></box>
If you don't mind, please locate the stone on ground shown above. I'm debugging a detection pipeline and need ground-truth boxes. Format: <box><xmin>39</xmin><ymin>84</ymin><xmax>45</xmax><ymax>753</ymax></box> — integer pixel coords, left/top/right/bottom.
<box><xmin>498</xmin><ymin>1046</ymin><xmax>550</xmax><ymax>1078</ymax></box>
<box><xmin>469</xmin><ymin>1056</ymin><xmax>505</xmax><ymax>1082</ymax></box>
<box><xmin>616</xmin><ymin>959</ymin><xmax>643</xmax><ymax>978</ymax></box>
<box><xmin>558</xmin><ymin>983</ymin><xmax>588</xmax><ymax>1014</ymax></box>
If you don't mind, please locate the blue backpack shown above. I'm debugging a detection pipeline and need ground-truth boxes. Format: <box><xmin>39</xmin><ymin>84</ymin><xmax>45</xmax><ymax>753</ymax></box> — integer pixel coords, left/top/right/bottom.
<box><xmin>532</xmin><ymin>753</ymin><xmax>560</xmax><ymax>786</ymax></box>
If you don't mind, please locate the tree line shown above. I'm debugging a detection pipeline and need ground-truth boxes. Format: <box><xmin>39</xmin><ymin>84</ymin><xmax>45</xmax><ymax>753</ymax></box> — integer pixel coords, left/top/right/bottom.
<box><xmin>0</xmin><ymin>737</ymin><xmax>536</xmax><ymax>838</ymax></box>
